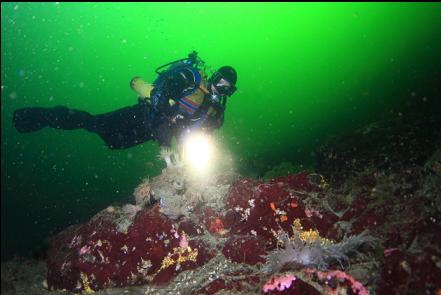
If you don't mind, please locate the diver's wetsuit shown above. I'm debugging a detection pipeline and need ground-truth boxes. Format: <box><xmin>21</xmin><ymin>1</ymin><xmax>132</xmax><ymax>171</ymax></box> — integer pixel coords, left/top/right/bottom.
<box><xmin>12</xmin><ymin>102</ymin><xmax>173</xmax><ymax>149</ymax></box>
<box><xmin>12</xmin><ymin>62</ymin><xmax>229</xmax><ymax>149</ymax></box>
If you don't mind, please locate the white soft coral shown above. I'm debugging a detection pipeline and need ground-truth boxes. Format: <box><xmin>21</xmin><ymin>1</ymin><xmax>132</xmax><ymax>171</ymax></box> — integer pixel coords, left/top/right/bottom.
<box><xmin>263</xmin><ymin>230</ymin><xmax>376</xmax><ymax>274</ymax></box>
<box><xmin>159</xmin><ymin>147</ymin><xmax>182</xmax><ymax>168</ymax></box>
<box><xmin>159</xmin><ymin>147</ymin><xmax>174</xmax><ymax>167</ymax></box>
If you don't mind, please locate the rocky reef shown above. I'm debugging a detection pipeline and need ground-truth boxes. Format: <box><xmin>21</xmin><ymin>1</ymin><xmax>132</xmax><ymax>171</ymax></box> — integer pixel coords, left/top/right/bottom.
<box><xmin>8</xmin><ymin>115</ymin><xmax>439</xmax><ymax>295</ymax></box>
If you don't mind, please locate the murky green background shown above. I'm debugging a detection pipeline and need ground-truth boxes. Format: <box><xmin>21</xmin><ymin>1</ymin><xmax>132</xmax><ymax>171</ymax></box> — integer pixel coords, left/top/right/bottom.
<box><xmin>2</xmin><ymin>2</ymin><xmax>440</xmax><ymax>260</ymax></box>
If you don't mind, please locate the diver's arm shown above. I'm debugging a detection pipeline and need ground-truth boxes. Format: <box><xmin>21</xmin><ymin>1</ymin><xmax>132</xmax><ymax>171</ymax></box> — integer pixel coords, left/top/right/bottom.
<box><xmin>206</xmin><ymin>108</ymin><xmax>225</xmax><ymax>130</ymax></box>
<box><xmin>205</xmin><ymin>94</ymin><xmax>226</xmax><ymax>130</ymax></box>
<box><xmin>151</xmin><ymin>67</ymin><xmax>199</xmax><ymax>119</ymax></box>
<box><xmin>149</xmin><ymin>73</ymin><xmax>186</xmax><ymax>120</ymax></box>
<box><xmin>180</xmin><ymin>104</ymin><xmax>225</xmax><ymax>133</ymax></box>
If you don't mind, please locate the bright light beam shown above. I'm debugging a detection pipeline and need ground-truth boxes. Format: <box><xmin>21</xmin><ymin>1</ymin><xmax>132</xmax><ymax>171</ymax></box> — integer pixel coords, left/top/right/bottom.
<box><xmin>183</xmin><ymin>132</ymin><xmax>213</xmax><ymax>171</ymax></box>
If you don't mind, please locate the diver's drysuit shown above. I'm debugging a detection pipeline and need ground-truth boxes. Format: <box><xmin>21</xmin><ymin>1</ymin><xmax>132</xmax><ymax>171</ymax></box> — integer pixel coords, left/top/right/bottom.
<box><xmin>13</xmin><ymin>103</ymin><xmax>154</xmax><ymax>149</ymax></box>
<box><xmin>12</xmin><ymin>52</ymin><xmax>231</xmax><ymax>149</ymax></box>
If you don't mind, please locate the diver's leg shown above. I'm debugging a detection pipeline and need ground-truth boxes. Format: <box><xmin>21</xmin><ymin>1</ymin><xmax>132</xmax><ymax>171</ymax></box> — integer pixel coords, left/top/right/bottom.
<box><xmin>13</xmin><ymin>106</ymin><xmax>93</xmax><ymax>133</ymax></box>
<box><xmin>84</xmin><ymin>103</ymin><xmax>154</xmax><ymax>149</ymax></box>
<box><xmin>13</xmin><ymin>104</ymin><xmax>154</xmax><ymax>149</ymax></box>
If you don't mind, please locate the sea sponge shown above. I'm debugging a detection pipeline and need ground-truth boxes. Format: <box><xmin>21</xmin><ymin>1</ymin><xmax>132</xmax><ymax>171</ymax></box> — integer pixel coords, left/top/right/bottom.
<box><xmin>133</xmin><ymin>178</ymin><xmax>151</xmax><ymax>206</ymax></box>
<box><xmin>262</xmin><ymin>274</ymin><xmax>297</xmax><ymax>293</ymax></box>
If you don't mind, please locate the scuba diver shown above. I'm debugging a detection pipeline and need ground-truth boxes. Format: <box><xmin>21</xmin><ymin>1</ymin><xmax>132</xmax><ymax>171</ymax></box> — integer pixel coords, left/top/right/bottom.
<box><xmin>12</xmin><ymin>51</ymin><xmax>237</xmax><ymax>149</ymax></box>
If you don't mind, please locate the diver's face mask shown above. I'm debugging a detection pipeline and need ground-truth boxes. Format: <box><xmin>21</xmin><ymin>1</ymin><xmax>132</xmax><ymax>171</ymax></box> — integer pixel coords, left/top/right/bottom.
<box><xmin>210</xmin><ymin>72</ymin><xmax>237</xmax><ymax>97</ymax></box>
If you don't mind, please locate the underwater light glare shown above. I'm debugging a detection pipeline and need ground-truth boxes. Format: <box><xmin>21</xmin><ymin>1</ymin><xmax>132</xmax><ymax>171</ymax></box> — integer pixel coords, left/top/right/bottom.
<box><xmin>183</xmin><ymin>132</ymin><xmax>213</xmax><ymax>170</ymax></box>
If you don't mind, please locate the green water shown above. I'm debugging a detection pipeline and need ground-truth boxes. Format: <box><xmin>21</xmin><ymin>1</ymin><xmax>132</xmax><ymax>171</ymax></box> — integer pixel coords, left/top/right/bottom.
<box><xmin>2</xmin><ymin>2</ymin><xmax>441</xmax><ymax>260</ymax></box>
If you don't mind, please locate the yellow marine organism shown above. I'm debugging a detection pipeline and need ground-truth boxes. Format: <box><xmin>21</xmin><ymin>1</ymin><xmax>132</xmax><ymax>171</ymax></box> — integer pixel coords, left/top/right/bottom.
<box><xmin>155</xmin><ymin>245</ymin><xmax>198</xmax><ymax>275</ymax></box>
<box><xmin>79</xmin><ymin>272</ymin><xmax>94</xmax><ymax>294</ymax></box>
<box><xmin>291</xmin><ymin>219</ymin><xmax>334</xmax><ymax>245</ymax></box>
<box><xmin>299</xmin><ymin>228</ymin><xmax>320</xmax><ymax>243</ymax></box>
<box><xmin>307</xmin><ymin>173</ymin><xmax>329</xmax><ymax>189</ymax></box>
<box><xmin>292</xmin><ymin>218</ymin><xmax>303</xmax><ymax>231</ymax></box>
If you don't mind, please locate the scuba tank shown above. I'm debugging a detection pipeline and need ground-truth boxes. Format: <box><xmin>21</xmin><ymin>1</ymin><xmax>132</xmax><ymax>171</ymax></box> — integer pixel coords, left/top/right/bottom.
<box><xmin>150</xmin><ymin>51</ymin><xmax>206</xmax><ymax>119</ymax></box>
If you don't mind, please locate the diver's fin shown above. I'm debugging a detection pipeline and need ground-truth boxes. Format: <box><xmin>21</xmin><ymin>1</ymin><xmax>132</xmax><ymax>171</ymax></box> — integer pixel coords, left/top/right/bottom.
<box><xmin>130</xmin><ymin>77</ymin><xmax>154</xmax><ymax>99</ymax></box>
<box><xmin>13</xmin><ymin>108</ymin><xmax>49</xmax><ymax>133</ymax></box>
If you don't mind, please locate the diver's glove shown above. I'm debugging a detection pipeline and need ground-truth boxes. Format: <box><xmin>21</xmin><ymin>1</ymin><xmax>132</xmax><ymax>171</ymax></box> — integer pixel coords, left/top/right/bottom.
<box><xmin>208</xmin><ymin>93</ymin><xmax>221</xmax><ymax>105</ymax></box>
<box><xmin>205</xmin><ymin>92</ymin><xmax>227</xmax><ymax>108</ymax></box>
